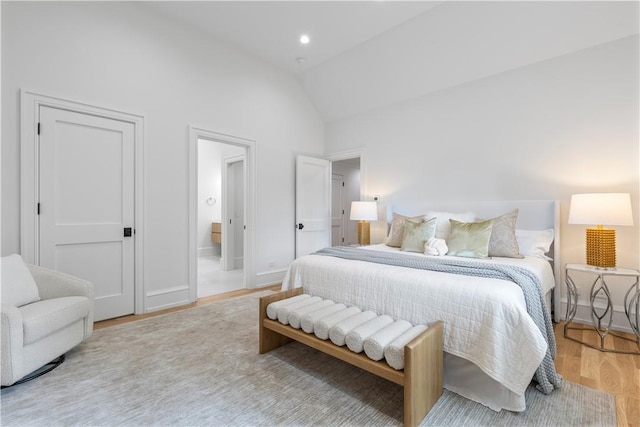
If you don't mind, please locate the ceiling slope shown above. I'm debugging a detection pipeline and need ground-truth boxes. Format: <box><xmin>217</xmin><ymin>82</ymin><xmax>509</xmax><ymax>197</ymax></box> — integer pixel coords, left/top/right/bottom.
<box><xmin>144</xmin><ymin>1</ymin><xmax>439</xmax><ymax>73</ymax></box>
<box><xmin>144</xmin><ymin>1</ymin><xmax>638</xmax><ymax>124</ymax></box>
<box><xmin>299</xmin><ymin>1</ymin><xmax>640</xmax><ymax>122</ymax></box>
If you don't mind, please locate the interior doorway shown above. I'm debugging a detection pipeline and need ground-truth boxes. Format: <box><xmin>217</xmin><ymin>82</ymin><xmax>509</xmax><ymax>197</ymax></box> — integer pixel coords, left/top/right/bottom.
<box><xmin>331</xmin><ymin>157</ymin><xmax>361</xmax><ymax>246</ymax></box>
<box><xmin>294</xmin><ymin>152</ymin><xmax>363</xmax><ymax>257</ymax></box>
<box><xmin>196</xmin><ymin>138</ymin><xmax>246</xmax><ymax>297</ymax></box>
<box><xmin>20</xmin><ymin>90</ymin><xmax>145</xmax><ymax>319</ymax></box>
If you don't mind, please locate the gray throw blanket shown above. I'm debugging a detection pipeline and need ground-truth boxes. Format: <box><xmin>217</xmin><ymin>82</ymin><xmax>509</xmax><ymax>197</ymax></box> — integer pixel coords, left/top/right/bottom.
<box><xmin>314</xmin><ymin>246</ymin><xmax>563</xmax><ymax>394</ymax></box>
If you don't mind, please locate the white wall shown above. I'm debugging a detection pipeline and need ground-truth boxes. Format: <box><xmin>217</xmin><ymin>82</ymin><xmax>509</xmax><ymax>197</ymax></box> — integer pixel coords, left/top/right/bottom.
<box><xmin>326</xmin><ymin>36</ymin><xmax>639</xmax><ymax>331</ymax></box>
<box><xmin>1</xmin><ymin>2</ymin><xmax>324</xmax><ymax>311</ymax></box>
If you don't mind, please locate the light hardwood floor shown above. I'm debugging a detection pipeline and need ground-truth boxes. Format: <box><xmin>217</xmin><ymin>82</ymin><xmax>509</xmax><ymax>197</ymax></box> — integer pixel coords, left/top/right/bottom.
<box><xmin>95</xmin><ymin>287</ymin><xmax>639</xmax><ymax>426</ymax></box>
<box><xmin>94</xmin><ymin>285</ymin><xmax>282</xmax><ymax>330</ymax></box>
<box><xmin>554</xmin><ymin>323</ymin><xmax>639</xmax><ymax>427</ymax></box>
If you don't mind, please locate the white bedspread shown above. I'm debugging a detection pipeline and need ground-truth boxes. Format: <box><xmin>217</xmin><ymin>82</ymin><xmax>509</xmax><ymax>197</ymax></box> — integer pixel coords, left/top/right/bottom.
<box><xmin>281</xmin><ymin>245</ymin><xmax>555</xmax><ymax>398</ymax></box>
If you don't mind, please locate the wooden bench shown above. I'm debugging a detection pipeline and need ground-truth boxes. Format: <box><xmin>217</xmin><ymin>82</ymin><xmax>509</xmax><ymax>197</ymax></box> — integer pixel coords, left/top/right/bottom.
<box><xmin>259</xmin><ymin>288</ymin><xmax>444</xmax><ymax>427</ymax></box>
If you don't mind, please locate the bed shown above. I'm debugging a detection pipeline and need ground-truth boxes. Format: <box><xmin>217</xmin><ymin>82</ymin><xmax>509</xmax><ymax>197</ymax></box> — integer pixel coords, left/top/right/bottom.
<box><xmin>281</xmin><ymin>200</ymin><xmax>562</xmax><ymax>412</ymax></box>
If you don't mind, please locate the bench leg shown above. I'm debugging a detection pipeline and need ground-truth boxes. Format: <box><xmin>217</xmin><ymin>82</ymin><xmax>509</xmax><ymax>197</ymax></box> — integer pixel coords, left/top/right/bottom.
<box><xmin>259</xmin><ymin>288</ymin><xmax>303</xmax><ymax>354</ymax></box>
<box><xmin>403</xmin><ymin>321</ymin><xmax>444</xmax><ymax>427</ymax></box>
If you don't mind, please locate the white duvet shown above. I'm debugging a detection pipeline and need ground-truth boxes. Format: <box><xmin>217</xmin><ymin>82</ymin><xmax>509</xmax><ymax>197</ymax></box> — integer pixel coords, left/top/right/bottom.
<box><xmin>281</xmin><ymin>244</ymin><xmax>555</xmax><ymax>398</ymax></box>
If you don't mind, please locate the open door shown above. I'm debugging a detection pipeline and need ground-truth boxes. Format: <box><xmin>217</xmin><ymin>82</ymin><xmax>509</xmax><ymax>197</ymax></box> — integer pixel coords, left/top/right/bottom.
<box><xmin>222</xmin><ymin>154</ymin><xmax>245</xmax><ymax>271</ymax></box>
<box><xmin>295</xmin><ymin>155</ymin><xmax>331</xmax><ymax>258</ymax></box>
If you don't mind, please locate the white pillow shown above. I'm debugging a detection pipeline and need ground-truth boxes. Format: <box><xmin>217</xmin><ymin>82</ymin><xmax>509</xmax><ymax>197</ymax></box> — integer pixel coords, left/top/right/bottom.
<box><xmin>515</xmin><ymin>229</ymin><xmax>554</xmax><ymax>261</ymax></box>
<box><xmin>1</xmin><ymin>254</ymin><xmax>40</xmax><ymax>307</ymax></box>
<box><xmin>426</xmin><ymin>211</ymin><xmax>475</xmax><ymax>240</ymax></box>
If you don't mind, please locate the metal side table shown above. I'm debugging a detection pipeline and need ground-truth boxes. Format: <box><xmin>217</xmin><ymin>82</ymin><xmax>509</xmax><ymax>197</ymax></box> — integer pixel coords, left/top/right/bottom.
<box><xmin>564</xmin><ymin>263</ymin><xmax>640</xmax><ymax>354</ymax></box>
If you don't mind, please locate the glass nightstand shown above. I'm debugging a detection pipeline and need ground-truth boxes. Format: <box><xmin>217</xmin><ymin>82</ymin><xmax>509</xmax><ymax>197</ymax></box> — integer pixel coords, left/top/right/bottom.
<box><xmin>564</xmin><ymin>263</ymin><xmax>640</xmax><ymax>355</ymax></box>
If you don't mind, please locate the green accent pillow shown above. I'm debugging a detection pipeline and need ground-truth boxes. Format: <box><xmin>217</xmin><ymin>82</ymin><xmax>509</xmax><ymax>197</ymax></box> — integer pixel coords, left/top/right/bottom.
<box><xmin>400</xmin><ymin>217</ymin><xmax>437</xmax><ymax>252</ymax></box>
<box><xmin>447</xmin><ymin>219</ymin><xmax>494</xmax><ymax>258</ymax></box>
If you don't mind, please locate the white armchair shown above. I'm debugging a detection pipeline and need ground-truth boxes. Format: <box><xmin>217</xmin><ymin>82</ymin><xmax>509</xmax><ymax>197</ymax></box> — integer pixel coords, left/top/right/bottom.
<box><xmin>1</xmin><ymin>255</ymin><xmax>94</xmax><ymax>386</ymax></box>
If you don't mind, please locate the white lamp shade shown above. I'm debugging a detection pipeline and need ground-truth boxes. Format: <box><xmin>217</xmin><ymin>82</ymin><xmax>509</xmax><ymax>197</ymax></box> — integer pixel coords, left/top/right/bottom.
<box><xmin>568</xmin><ymin>193</ymin><xmax>634</xmax><ymax>226</ymax></box>
<box><xmin>350</xmin><ymin>201</ymin><xmax>378</xmax><ymax>221</ymax></box>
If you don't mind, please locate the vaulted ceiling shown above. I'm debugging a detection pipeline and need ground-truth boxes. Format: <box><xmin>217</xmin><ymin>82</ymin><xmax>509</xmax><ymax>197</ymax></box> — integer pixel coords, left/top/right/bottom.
<box><xmin>146</xmin><ymin>1</ymin><xmax>639</xmax><ymax>123</ymax></box>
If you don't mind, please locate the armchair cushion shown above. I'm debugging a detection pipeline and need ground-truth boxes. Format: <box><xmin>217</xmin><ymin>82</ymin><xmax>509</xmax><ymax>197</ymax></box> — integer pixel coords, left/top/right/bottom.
<box><xmin>20</xmin><ymin>297</ymin><xmax>91</xmax><ymax>345</ymax></box>
<box><xmin>1</xmin><ymin>254</ymin><xmax>40</xmax><ymax>307</ymax></box>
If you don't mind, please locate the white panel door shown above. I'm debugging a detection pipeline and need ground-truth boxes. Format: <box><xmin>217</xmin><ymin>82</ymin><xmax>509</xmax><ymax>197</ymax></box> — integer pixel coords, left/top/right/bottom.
<box><xmin>232</xmin><ymin>161</ymin><xmax>245</xmax><ymax>269</ymax></box>
<box><xmin>331</xmin><ymin>173</ymin><xmax>345</xmax><ymax>246</ymax></box>
<box><xmin>39</xmin><ymin>106</ymin><xmax>135</xmax><ymax>321</ymax></box>
<box><xmin>221</xmin><ymin>155</ymin><xmax>246</xmax><ymax>273</ymax></box>
<box><xmin>295</xmin><ymin>155</ymin><xmax>331</xmax><ymax>258</ymax></box>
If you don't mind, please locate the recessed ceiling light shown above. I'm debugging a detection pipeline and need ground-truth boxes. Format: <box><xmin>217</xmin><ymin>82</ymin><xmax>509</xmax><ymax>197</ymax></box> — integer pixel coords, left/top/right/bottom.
<box><xmin>299</xmin><ymin>34</ymin><xmax>310</xmax><ymax>45</ymax></box>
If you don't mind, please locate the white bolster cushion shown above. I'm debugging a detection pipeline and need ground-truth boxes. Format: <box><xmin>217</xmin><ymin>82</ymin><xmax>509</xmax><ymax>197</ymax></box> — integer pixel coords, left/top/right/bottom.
<box><xmin>384</xmin><ymin>324</ymin><xmax>429</xmax><ymax>370</ymax></box>
<box><xmin>287</xmin><ymin>300</ymin><xmax>335</xmax><ymax>329</ymax></box>
<box><xmin>277</xmin><ymin>297</ymin><xmax>322</xmax><ymax>325</ymax></box>
<box><xmin>314</xmin><ymin>307</ymin><xmax>362</xmax><ymax>340</ymax></box>
<box><xmin>329</xmin><ymin>311</ymin><xmax>377</xmax><ymax>347</ymax></box>
<box><xmin>345</xmin><ymin>315</ymin><xmax>394</xmax><ymax>354</ymax></box>
<box><xmin>363</xmin><ymin>319</ymin><xmax>413</xmax><ymax>361</ymax></box>
<box><xmin>301</xmin><ymin>303</ymin><xmax>347</xmax><ymax>334</ymax></box>
<box><xmin>266</xmin><ymin>294</ymin><xmax>311</xmax><ymax>320</ymax></box>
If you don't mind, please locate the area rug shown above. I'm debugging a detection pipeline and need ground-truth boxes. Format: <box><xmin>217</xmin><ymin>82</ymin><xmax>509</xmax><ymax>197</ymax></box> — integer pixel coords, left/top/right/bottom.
<box><xmin>1</xmin><ymin>291</ymin><xmax>616</xmax><ymax>426</ymax></box>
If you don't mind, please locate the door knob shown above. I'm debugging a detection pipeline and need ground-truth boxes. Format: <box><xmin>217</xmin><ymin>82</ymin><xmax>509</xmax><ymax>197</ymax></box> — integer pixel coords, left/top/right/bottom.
<box><xmin>297</xmin><ymin>223</ymin><xmax>304</xmax><ymax>230</ymax></box>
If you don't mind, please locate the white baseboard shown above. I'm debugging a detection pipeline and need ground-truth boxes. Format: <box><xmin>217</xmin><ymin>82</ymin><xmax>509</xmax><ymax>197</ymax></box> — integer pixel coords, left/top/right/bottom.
<box><xmin>198</xmin><ymin>246</ymin><xmax>218</xmax><ymax>257</ymax></box>
<box><xmin>145</xmin><ymin>285</ymin><xmax>191</xmax><ymax>313</ymax></box>
<box><xmin>255</xmin><ymin>268</ymin><xmax>288</xmax><ymax>288</ymax></box>
<box><xmin>557</xmin><ymin>300</ymin><xmax>635</xmax><ymax>335</ymax></box>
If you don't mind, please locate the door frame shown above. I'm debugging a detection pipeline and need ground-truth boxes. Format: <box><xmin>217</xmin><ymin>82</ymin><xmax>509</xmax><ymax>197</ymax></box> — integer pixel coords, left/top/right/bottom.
<box><xmin>221</xmin><ymin>154</ymin><xmax>245</xmax><ymax>272</ymax></box>
<box><xmin>20</xmin><ymin>89</ymin><xmax>146</xmax><ymax>315</ymax></box>
<box><xmin>331</xmin><ymin>172</ymin><xmax>346</xmax><ymax>246</ymax></box>
<box><xmin>326</xmin><ymin>149</ymin><xmax>368</xmax><ymax>244</ymax></box>
<box><xmin>325</xmin><ymin>149</ymin><xmax>366</xmax><ymax>200</ymax></box>
<box><xmin>188</xmin><ymin>126</ymin><xmax>256</xmax><ymax>298</ymax></box>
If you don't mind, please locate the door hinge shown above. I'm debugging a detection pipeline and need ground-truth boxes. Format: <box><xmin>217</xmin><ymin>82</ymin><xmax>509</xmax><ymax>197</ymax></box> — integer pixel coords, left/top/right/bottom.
<box><xmin>37</xmin><ymin>123</ymin><xmax>41</xmax><ymax>135</ymax></box>
<box><xmin>342</xmin><ymin>209</ymin><xmax>345</xmax><ymax>215</ymax></box>
<box><xmin>37</xmin><ymin>203</ymin><xmax>40</xmax><ymax>215</ymax></box>
<box><xmin>342</xmin><ymin>237</ymin><xmax>344</xmax><ymax>243</ymax></box>
<box><xmin>342</xmin><ymin>182</ymin><xmax>344</xmax><ymax>186</ymax></box>
<box><xmin>229</xmin><ymin>219</ymin><xmax>232</xmax><ymax>224</ymax></box>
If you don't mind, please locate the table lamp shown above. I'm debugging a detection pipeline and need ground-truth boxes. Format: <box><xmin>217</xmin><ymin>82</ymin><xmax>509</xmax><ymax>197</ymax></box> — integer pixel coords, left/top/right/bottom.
<box><xmin>568</xmin><ymin>193</ymin><xmax>633</xmax><ymax>269</ymax></box>
<box><xmin>350</xmin><ymin>201</ymin><xmax>378</xmax><ymax>245</ymax></box>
